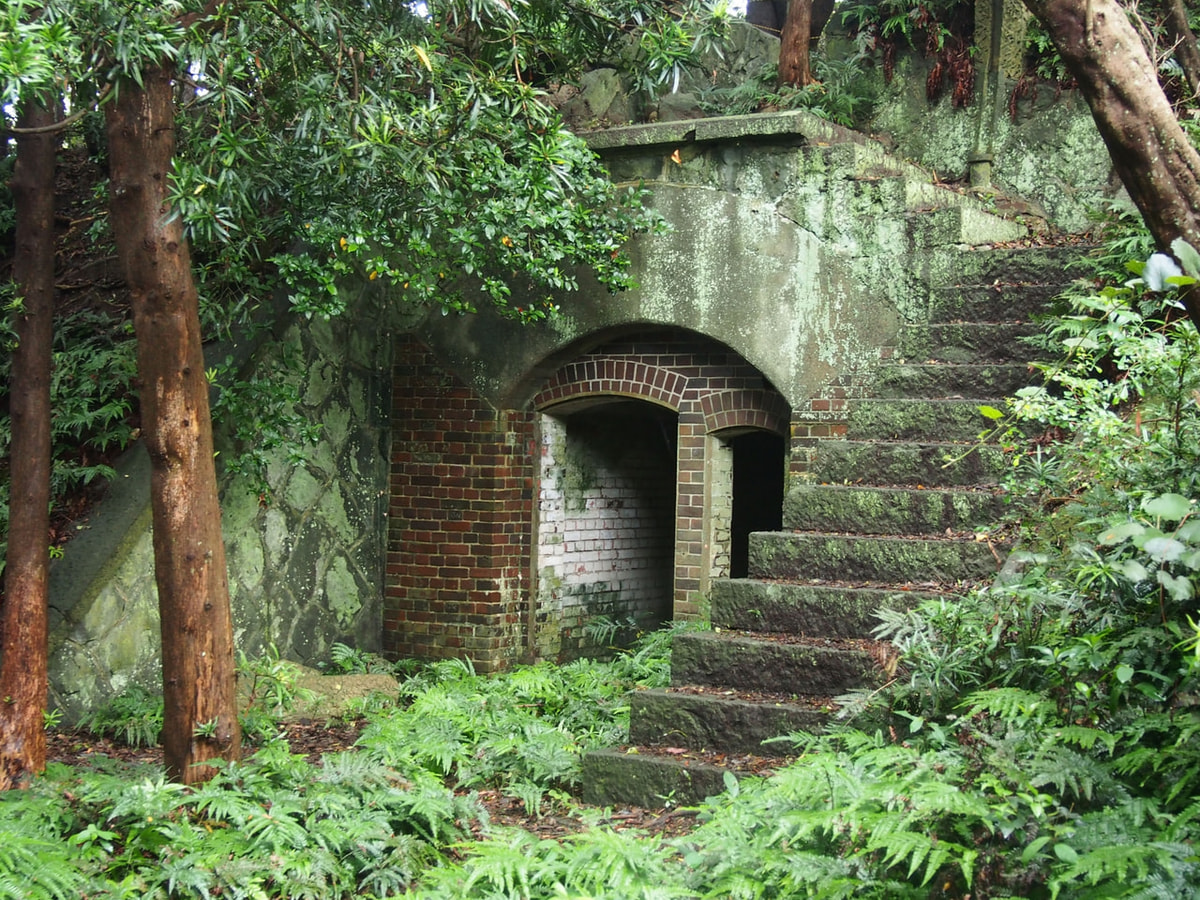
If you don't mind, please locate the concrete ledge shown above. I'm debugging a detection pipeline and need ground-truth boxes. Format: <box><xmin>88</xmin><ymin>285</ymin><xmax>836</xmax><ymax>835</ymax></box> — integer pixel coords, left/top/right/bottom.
<box><xmin>579</xmin><ymin>110</ymin><xmax>857</xmax><ymax>151</ymax></box>
<box><xmin>629</xmin><ymin>688</ymin><xmax>829</xmax><ymax>753</ymax></box>
<box><xmin>580</xmin><ymin>747</ymin><xmax>733</xmax><ymax>808</ymax></box>
<box><xmin>671</xmin><ymin>631</ymin><xmax>880</xmax><ymax>694</ymax></box>
<box><xmin>749</xmin><ymin>531</ymin><xmax>1004</xmax><ymax>584</ymax></box>
<box><xmin>711</xmin><ymin>579</ymin><xmax>934</xmax><ymax>637</ymax></box>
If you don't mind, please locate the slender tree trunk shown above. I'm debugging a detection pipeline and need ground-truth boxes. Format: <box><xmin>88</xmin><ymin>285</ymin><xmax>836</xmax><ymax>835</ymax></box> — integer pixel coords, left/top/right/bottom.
<box><xmin>0</xmin><ymin>94</ymin><xmax>59</xmax><ymax>789</ymax></box>
<box><xmin>1164</xmin><ymin>0</ymin><xmax>1200</xmax><ymax>98</ymax></box>
<box><xmin>105</xmin><ymin>65</ymin><xmax>241</xmax><ymax>783</ymax></box>
<box><xmin>778</xmin><ymin>0</ymin><xmax>816</xmax><ymax>86</ymax></box>
<box><xmin>1023</xmin><ymin>0</ymin><xmax>1200</xmax><ymax>330</ymax></box>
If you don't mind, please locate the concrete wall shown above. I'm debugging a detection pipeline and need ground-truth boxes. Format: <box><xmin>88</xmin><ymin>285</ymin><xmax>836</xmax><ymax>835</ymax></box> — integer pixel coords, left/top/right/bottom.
<box><xmin>47</xmin><ymin>308</ymin><xmax>393</xmax><ymax>721</ymax></box>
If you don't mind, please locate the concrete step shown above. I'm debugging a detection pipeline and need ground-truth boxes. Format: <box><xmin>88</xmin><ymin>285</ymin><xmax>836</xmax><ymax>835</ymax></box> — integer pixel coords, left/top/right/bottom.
<box><xmin>908</xmin><ymin>205</ymin><xmax>1026</xmax><ymax>248</ymax></box>
<box><xmin>872</xmin><ymin>363</ymin><xmax>1035</xmax><ymax>399</ymax></box>
<box><xmin>808</xmin><ymin>439</ymin><xmax>1010</xmax><ymax>487</ymax></box>
<box><xmin>711</xmin><ymin>578</ymin><xmax>937</xmax><ymax>637</ymax></box>
<box><xmin>846</xmin><ymin>398</ymin><xmax>1010</xmax><ymax>442</ymax></box>
<box><xmin>925</xmin><ymin>245</ymin><xmax>1089</xmax><ymax>287</ymax></box>
<box><xmin>895</xmin><ymin>322</ymin><xmax>1042</xmax><ymax>364</ymax></box>
<box><xmin>748</xmin><ymin>531</ymin><xmax>1004</xmax><ymax>584</ymax></box>
<box><xmin>671</xmin><ymin>630</ymin><xmax>884</xmax><ymax>695</ymax></box>
<box><xmin>580</xmin><ymin>747</ymin><xmax>751</xmax><ymax>808</ymax></box>
<box><xmin>783</xmin><ymin>484</ymin><xmax>1009</xmax><ymax>535</ymax></box>
<box><xmin>926</xmin><ymin>282</ymin><xmax>1066</xmax><ymax>323</ymax></box>
<box><xmin>629</xmin><ymin>688</ymin><xmax>831</xmax><ymax>754</ymax></box>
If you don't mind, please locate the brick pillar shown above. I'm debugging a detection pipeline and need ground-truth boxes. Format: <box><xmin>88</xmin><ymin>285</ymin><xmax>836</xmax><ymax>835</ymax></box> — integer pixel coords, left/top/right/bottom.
<box><xmin>385</xmin><ymin>337</ymin><xmax>534</xmax><ymax>672</ymax></box>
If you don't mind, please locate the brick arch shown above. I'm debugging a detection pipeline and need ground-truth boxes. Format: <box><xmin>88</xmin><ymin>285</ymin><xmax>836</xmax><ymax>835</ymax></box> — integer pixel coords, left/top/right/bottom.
<box><xmin>701</xmin><ymin>390</ymin><xmax>790</xmax><ymax>437</ymax></box>
<box><xmin>531</xmin><ymin>359</ymin><xmax>687</xmax><ymax>412</ymax></box>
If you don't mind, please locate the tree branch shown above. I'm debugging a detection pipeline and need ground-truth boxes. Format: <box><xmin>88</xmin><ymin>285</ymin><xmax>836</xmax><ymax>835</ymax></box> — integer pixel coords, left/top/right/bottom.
<box><xmin>5</xmin><ymin>85</ymin><xmax>111</xmax><ymax>135</ymax></box>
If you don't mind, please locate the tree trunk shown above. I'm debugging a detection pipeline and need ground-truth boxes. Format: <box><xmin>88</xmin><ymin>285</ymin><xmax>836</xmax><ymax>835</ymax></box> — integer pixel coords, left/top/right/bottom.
<box><xmin>778</xmin><ymin>0</ymin><xmax>815</xmax><ymax>86</ymax></box>
<box><xmin>1023</xmin><ymin>0</ymin><xmax>1200</xmax><ymax>329</ymax></box>
<box><xmin>105</xmin><ymin>64</ymin><xmax>241</xmax><ymax>783</ymax></box>
<box><xmin>0</xmin><ymin>94</ymin><xmax>59</xmax><ymax>789</ymax></box>
<box><xmin>1164</xmin><ymin>0</ymin><xmax>1200</xmax><ymax>97</ymax></box>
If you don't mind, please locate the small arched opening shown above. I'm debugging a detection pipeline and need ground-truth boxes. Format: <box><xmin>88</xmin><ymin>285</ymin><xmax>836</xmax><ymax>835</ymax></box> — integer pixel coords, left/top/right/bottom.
<box><xmin>534</xmin><ymin>398</ymin><xmax>678</xmax><ymax>659</ymax></box>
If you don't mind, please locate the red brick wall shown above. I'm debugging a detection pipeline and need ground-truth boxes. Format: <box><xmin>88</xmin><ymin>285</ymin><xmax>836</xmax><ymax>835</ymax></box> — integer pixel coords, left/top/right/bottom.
<box><xmin>385</xmin><ymin>329</ymin><xmax>862</xmax><ymax>670</ymax></box>
<box><xmin>532</xmin><ymin>331</ymin><xmax>790</xmax><ymax>621</ymax></box>
<box><xmin>385</xmin><ymin>337</ymin><xmax>534</xmax><ymax>671</ymax></box>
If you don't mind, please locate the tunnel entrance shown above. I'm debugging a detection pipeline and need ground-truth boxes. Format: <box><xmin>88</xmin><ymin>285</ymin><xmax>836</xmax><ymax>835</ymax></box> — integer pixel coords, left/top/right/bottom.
<box><xmin>535</xmin><ymin>400</ymin><xmax>678</xmax><ymax>660</ymax></box>
<box><xmin>729</xmin><ymin>430</ymin><xmax>785</xmax><ymax>578</ymax></box>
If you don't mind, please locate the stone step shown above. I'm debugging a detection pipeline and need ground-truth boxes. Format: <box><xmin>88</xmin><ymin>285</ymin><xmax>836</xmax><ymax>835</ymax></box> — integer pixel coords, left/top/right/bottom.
<box><xmin>783</xmin><ymin>484</ymin><xmax>1009</xmax><ymax>535</ymax></box>
<box><xmin>872</xmin><ymin>363</ymin><xmax>1035</xmax><ymax>399</ymax></box>
<box><xmin>629</xmin><ymin>688</ymin><xmax>831</xmax><ymax>754</ymax></box>
<box><xmin>711</xmin><ymin>578</ymin><xmax>937</xmax><ymax>637</ymax></box>
<box><xmin>846</xmin><ymin>398</ymin><xmax>1010</xmax><ymax>442</ymax></box>
<box><xmin>895</xmin><ymin>322</ymin><xmax>1042</xmax><ymax>364</ymax></box>
<box><xmin>748</xmin><ymin>531</ymin><xmax>1004</xmax><ymax>584</ymax></box>
<box><xmin>580</xmin><ymin>747</ymin><xmax>747</xmax><ymax>808</ymax></box>
<box><xmin>808</xmin><ymin>439</ymin><xmax>1010</xmax><ymax>487</ymax></box>
<box><xmin>908</xmin><ymin>205</ymin><xmax>1027</xmax><ymax>249</ymax></box>
<box><xmin>926</xmin><ymin>282</ymin><xmax>1065</xmax><ymax>323</ymax></box>
<box><xmin>924</xmin><ymin>245</ymin><xmax>1089</xmax><ymax>287</ymax></box>
<box><xmin>672</xmin><ymin>630</ymin><xmax>883</xmax><ymax>694</ymax></box>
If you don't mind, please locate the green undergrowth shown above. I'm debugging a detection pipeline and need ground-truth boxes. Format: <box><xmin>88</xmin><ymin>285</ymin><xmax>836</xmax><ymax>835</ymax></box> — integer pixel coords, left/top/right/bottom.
<box><xmin>1</xmin><ymin>626</ymin><xmax>680</xmax><ymax>899</ymax></box>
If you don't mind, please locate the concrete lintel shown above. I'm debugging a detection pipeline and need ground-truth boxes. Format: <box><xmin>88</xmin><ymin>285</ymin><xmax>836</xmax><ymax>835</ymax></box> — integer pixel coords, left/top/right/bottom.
<box><xmin>579</xmin><ymin>110</ymin><xmax>859</xmax><ymax>152</ymax></box>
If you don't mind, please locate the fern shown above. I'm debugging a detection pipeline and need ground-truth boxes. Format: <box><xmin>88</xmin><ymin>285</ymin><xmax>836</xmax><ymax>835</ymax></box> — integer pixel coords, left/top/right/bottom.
<box><xmin>0</xmin><ymin>830</ymin><xmax>85</xmax><ymax>900</ymax></box>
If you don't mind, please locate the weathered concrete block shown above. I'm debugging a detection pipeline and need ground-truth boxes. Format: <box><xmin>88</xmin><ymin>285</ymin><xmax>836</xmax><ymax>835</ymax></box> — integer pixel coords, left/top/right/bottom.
<box><xmin>671</xmin><ymin>631</ymin><xmax>881</xmax><ymax>694</ymax></box>
<box><xmin>895</xmin><ymin>322</ymin><xmax>1042</xmax><ymax>364</ymax></box>
<box><xmin>748</xmin><ymin>531</ymin><xmax>1004</xmax><ymax>584</ymax></box>
<box><xmin>783</xmin><ymin>484</ymin><xmax>1009</xmax><ymax>535</ymax></box>
<box><xmin>629</xmin><ymin>688</ymin><xmax>830</xmax><ymax>752</ymax></box>
<box><xmin>846</xmin><ymin>398</ymin><xmax>1003</xmax><ymax>442</ymax></box>
<box><xmin>808</xmin><ymin>439</ymin><xmax>1010</xmax><ymax>487</ymax></box>
<box><xmin>871</xmin><ymin>363</ymin><xmax>1035</xmax><ymax>400</ymax></box>
<box><xmin>580</xmin><ymin>747</ymin><xmax>733</xmax><ymax>808</ymax></box>
<box><xmin>711</xmin><ymin>579</ymin><xmax>933</xmax><ymax>637</ymax></box>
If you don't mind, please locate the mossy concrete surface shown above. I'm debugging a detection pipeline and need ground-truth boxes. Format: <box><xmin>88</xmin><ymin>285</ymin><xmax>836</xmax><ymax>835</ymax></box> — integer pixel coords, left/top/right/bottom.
<box><xmin>783</xmin><ymin>484</ymin><xmax>1007</xmax><ymax>535</ymax></box>
<box><xmin>925</xmin><ymin>282</ymin><xmax>1071</xmax><ymax>322</ymax></box>
<box><xmin>711</xmin><ymin>579</ymin><xmax>934</xmax><ymax>638</ymax></box>
<box><xmin>671</xmin><ymin>631</ymin><xmax>881</xmax><ymax>695</ymax></box>
<box><xmin>846</xmin><ymin>398</ymin><xmax>1008</xmax><ymax>442</ymax></box>
<box><xmin>896</xmin><ymin>322</ymin><xmax>1041</xmax><ymax>365</ymax></box>
<box><xmin>581</xmin><ymin>748</ymin><xmax>732</xmax><ymax>809</ymax></box>
<box><xmin>809</xmin><ymin>440</ymin><xmax>1010</xmax><ymax>487</ymax></box>
<box><xmin>48</xmin><ymin>304</ymin><xmax>393</xmax><ymax>722</ymax></box>
<box><xmin>749</xmin><ymin>532</ymin><xmax>1003</xmax><ymax>584</ymax></box>
<box><xmin>629</xmin><ymin>688</ymin><xmax>829</xmax><ymax>754</ymax></box>
<box><xmin>872</xmin><ymin>363</ymin><xmax>1035</xmax><ymax>399</ymax></box>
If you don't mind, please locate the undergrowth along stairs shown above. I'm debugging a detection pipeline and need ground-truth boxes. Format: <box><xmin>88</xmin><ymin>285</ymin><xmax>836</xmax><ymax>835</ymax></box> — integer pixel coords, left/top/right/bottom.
<box><xmin>581</xmin><ymin>205</ymin><xmax>1078</xmax><ymax>809</ymax></box>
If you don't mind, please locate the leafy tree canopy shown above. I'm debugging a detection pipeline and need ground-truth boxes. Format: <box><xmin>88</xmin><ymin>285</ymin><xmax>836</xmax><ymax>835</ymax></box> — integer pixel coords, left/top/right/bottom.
<box><xmin>10</xmin><ymin>0</ymin><xmax>730</xmax><ymax>326</ymax></box>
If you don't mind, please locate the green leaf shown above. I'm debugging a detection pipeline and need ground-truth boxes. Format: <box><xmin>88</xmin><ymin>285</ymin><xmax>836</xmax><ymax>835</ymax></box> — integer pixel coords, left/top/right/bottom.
<box><xmin>1054</xmin><ymin>843</ymin><xmax>1079</xmax><ymax>864</ymax></box>
<box><xmin>1114</xmin><ymin>665</ymin><xmax>1134</xmax><ymax>684</ymax></box>
<box><xmin>1118</xmin><ymin>559</ymin><xmax>1150</xmax><ymax>582</ymax></box>
<box><xmin>1171</xmin><ymin>237</ymin><xmax>1200</xmax><ymax>278</ymax></box>
<box><xmin>978</xmin><ymin>404</ymin><xmax>1004</xmax><ymax>420</ymax></box>
<box><xmin>1157</xmin><ymin>571</ymin><xmax>1194</xmax><ymax>601</ymax></box>
<box><xmin>1144</xmin><ymin>536</ymin><xmax>1186</xmax><ymax>563</ymax></box>
<box><xmin>1142</xmin><ymin>492</ymin><xmax>1192</xmax><ymax>521</ymax></box>
<box><xmin>722</xmin><ymin>770</ymin><xmax>739</xmax><ymax>797</ymax></box>
<box><xmin>1097</xmin><ymin>521</ymin><xmax>1145</xmax><ymax>545</ymax></box>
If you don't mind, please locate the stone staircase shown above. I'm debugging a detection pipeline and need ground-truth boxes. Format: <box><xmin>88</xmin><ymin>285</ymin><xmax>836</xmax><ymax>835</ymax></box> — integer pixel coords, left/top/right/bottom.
<box><xmin>581</xmin><ymin>243</ymin><xmax>1077</xmax><ymax>809</ymax></box>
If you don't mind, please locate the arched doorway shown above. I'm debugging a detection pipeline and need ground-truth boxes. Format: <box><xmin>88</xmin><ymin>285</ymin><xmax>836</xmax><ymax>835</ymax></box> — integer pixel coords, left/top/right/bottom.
<box><xmin>529</xmin><ymin>327</ymin><xmax>790</xmax><ymax>659</ymax></box>
<box><xmin>534</xmin><ymin>399</ymin><xmax>678</xmax><ymax>659</ymax></box>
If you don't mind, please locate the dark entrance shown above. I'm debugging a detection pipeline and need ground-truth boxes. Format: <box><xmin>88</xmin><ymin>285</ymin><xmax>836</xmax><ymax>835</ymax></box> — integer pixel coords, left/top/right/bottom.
<box><xmin>730</xmin><ymin>430</ymin><xmax>785</xmax><ymax>578</ymax></box>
